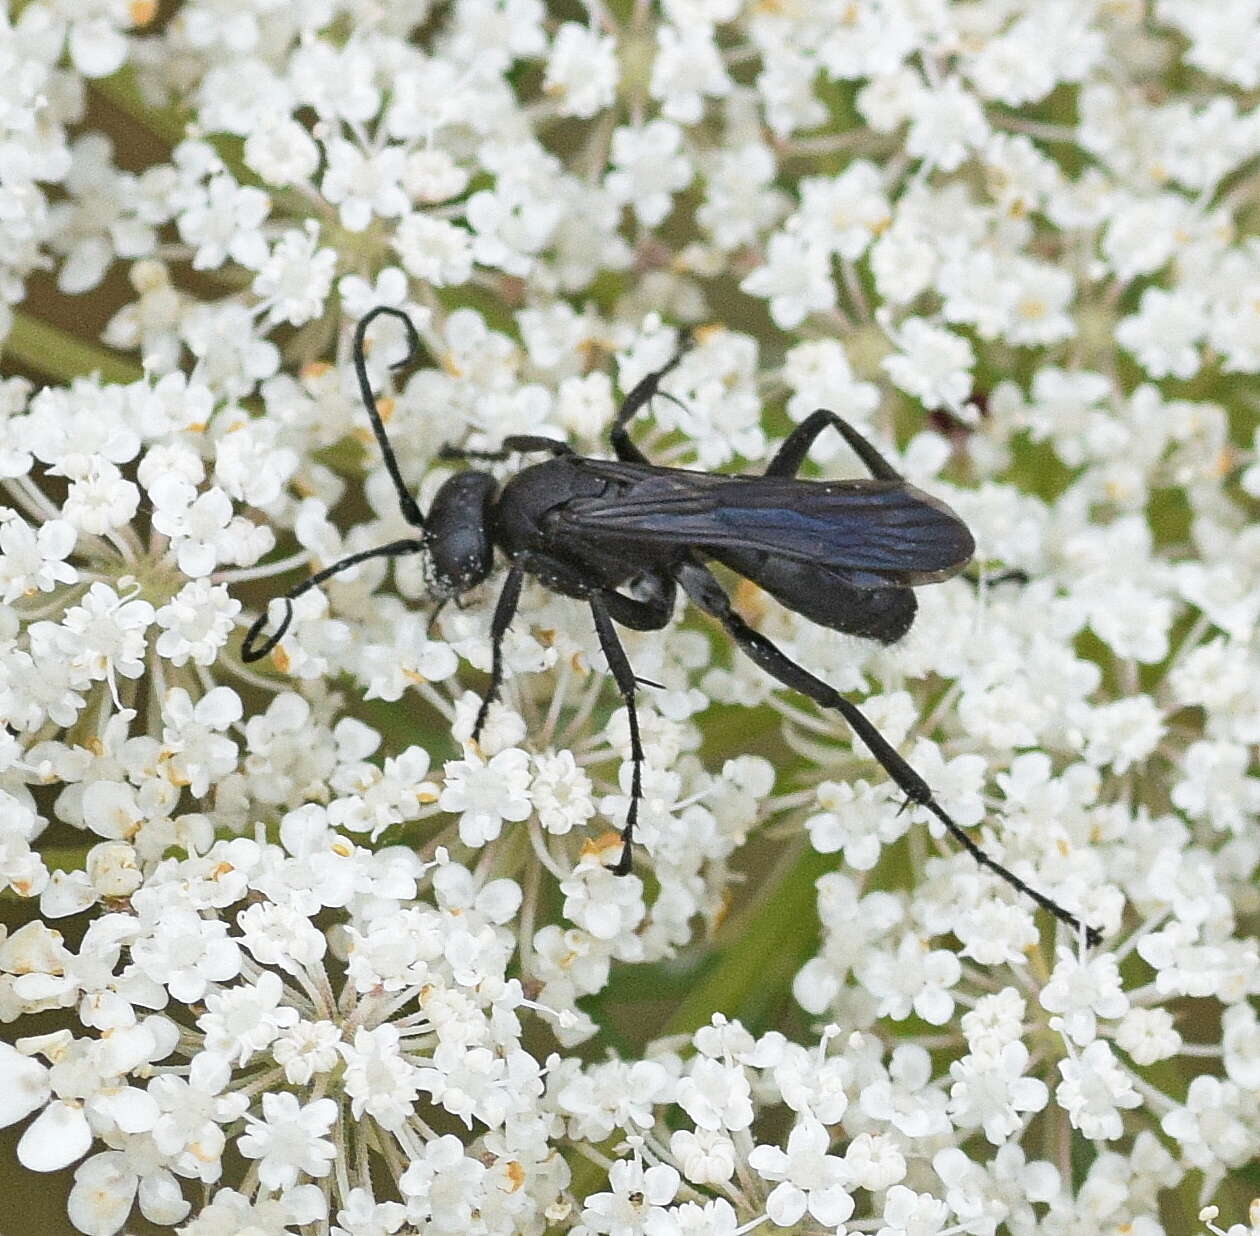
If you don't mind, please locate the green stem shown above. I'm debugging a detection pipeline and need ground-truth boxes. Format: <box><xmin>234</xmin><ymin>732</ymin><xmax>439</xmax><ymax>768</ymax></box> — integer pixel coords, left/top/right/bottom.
<box><xmin>6</xmin><ymin>312</ymin><xmax>142</xmax><ymax>385</ymax></box>
<box><xmin>91</xmin><ymin>65</ymin><xmax>188</xmax><ymax>150</ymax></box>
<box><xmin>92</xmin><ymin>67</ymin><xmax>261</xmax><ymax>190</ymax></box>
<box><xmin>661</xmin><ymin>840</ymin><xmax>831</xmax><ymax>1037</ymax></box>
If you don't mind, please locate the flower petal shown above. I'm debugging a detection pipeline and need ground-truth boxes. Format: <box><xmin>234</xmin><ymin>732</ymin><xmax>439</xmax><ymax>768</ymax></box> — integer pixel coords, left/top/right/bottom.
<box><xmin>18</xmin><ymin>1100</ymin><xmax>92</xmax><ymax>1172</ymax></box>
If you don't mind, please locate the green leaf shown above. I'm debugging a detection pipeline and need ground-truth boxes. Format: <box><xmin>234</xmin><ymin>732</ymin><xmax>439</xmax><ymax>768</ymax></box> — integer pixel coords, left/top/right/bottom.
<box><xmin>661</xmin><ymin>841</ymin><xmax>832</xmax><ymax>1038</ymax></box>
<box><xmin>6</xmin><ymin>313</ymin><xmax>142</xmax><ymax>386</ymax></box>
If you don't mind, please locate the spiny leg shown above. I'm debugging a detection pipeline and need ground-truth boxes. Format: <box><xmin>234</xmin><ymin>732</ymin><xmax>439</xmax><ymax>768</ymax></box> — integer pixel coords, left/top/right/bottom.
<box><xmin>589</xmin><ymin>593</ymin><xmax>644</xmax><ymax>875</ymax></box>
<box><xmin>353</xmin><ymin>307</ymin><xmax>427</xmax><ymax>529</ymax></box>
<box><xmin>674</xmin><ymin>559</ymin><xmax>1101</xmax><ymax>945</ymax></box>
<box><xmin>609</xmin><ymin>333</ymin><xmax>692</xmax><ymax>464</ymax></box>
<box><xmin>241</xmin><ymin>538</ymin><xmax>427</xmax><ymax>662</ymax></box>
<box><xmin>766</xmin><ymin>409</ymin><xmax>902</xmax><ymax>481</ymax></box>
<box><xmin>439</xmin><ymin>436</ymin><xmax>574</xmax><ymax>463</ymax></box>
<box><xmin>472</xmin><ymin>562</ymin><xmax>527</xmax><ymax>743</ymax></box>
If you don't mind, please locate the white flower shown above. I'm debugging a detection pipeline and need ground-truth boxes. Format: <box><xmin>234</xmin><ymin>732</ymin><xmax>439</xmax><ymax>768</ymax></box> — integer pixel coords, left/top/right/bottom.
<box><xmin>844</xmin><ymin>1132</ymin><xmax>907</xmax><ymax>1192</ymax></box>
<box><xmin>1160</xmin><ymin>1075</ymin><xmax>1254</xmax><ymax>1171</ymax></box>
<box><xmin>339</xmin><ymin>1025</ymin><xmax>420</xmax><ymax>1132</ymax></box>
<box><xmin>560</xmin><ymin>853</ymin><xmax>646</xmax><ymax>943</ymax></box>
<box><xmin>748</xmin><ymin>1119</ymin><xmax>854</xmax><ymax>1228</ymax></box>
<box><xmin>60</xmin><ymin>459</ymin><xmax>140</xmax><ymax>535</ymax></box>
<box><xmin>1157</xmin><ymin>0</ymin><xmax>1260</xmax><ymax>88</ymax></box>
<box><xmin>650</xmin><ymin>23</ymin><xmax>730</xmax><ymax>125</ymax></box>
<box><xmin>329</xmin><ymin>745</ymin><xmax>438</xmax><ymax>838</ymax></box>
<box><xmin>272</xmin><ymin>1020</ymin><xmax>343</xmax><ymax>1087</ymax></box>
<box><xmin>782</xmin><ymin>339</ymin><xmax>879</xmax><ymax>439</ymax></box>
<box><xmin>531</xmin><ymin>750</ymin><xmax>595</xmax><ymax>835</ymax></box>
<box><xmin>771</xmin><ymin>1040</ymin><xmax>851</xmax><ymax>1125</ymax></box>
<box><xmin>859</xmin><ymin>1045</ymin><xmax>952</xmax><ymax>1140</ymax></box>
<box><xmin>393</xmin><ymin>213</ymin><xmax>475</xmax><ymax>287</ymax></box>
<box><xmin>1039</xmin><ymin>949</ymin><xmax>1129</xmax><ymax>1046</ymax></box>
<box><xmin>68</xmin><ymin>1147</ymin><xmax>190</xmax><ymax>1235</ymax></box>
<box><xmin>242</xmin><ymin>118</ymin><xmax>320</xmax><ymax>187</ymax></box>
<box><xmin>404</xmin><ymin>149</ymin><xmax>470</xmax><ymax>204</ymax></box>
<box><xmin>669</xmin><ymin>1128</ymin><xmax>736</xmax><ymax>1185</ymax></box>
<box><xmin>148</xmin><ymin>1053</ymin><xmax>248</xmax><ymax>1182</ymax></box>
<box><xmin>158</xmin><ymin>686</ymin><xmax>241</xmax><ymax>797</ymax></box>
<box><xmin>1115</xmin><ymin>1007</ymin><xmax>1182</xmax><ymax>1066</ymax></box>
<box><xmin>582</xmin><ymin>1158</ymin><xmax>681</xmax><ymax>1235</ymax></box>
<box><xmin>1055</xmin><ymin>1039</ymin><xmax>1142</xmax><ymax>1141</ymax></box>
<box><xmin>1081</xmin><ymin>695</ymin><xmax>1165</xmax><ymax>774</ymax></box>
<box><xmin>605</xmin><ymin>120</ymin><xmax>693</xmax><ymax>227</ymax></box>
<box><xmin>554</xmin><ymin>1058</ymin><xmax>673</xmax><ymax>1141</ymax></box>
<box><xmin>252</xmin><ymin>223</ymin><xmax>337</xmax><ymax>326</ymax></box>
<box><xmin>675</xmin><ymin>1058</ymin><xmax>753</xmax><ymax>1132</ymax></box>
<box><xmin>360</xmin><ymin>618</ymin><xmax>459</xmax><ymax>703</ymax></box>
<box><xmin>321</xmin><ymin>140</ymin><xmax>409</xmax><ymax>233</ymax></box>
<box><xmin>806</xmin><ymin>778</ymin><xmax>905</xmax><ymax>869</ymax></box>
<box><xmin>857</xmin><ymin>934</ymin><xmax>962</xmax><ymax>1026</ymax></box>
<box><xmin>439</xmin><ymin>747</ymin><xmax>533</xmax><ymax>847</ymax></box>
<box><xmin>0</xmin><ymin>514</ymin><xmax>76</xmax><ymax>603</ymax></box>
<box><xmin>1117</xmin><ymin>287</ymin><xmax>1206</xmax><ymax>379</ymax></box>
<box><xmin>0</xmin><ymin>1042</ymin><xmax>90</xmax><ymax>1172</ymax></box>
<box><xmin>149</xmin><ymin>476</ymin><xmax>261</xmax><ymax>578</ymax></box>
<box><xmin>877</xmin><ymin>1185</ymin><xmax>950</xmax><ymax>1236</ymax></box>
<box><xmin>179</xmin><ymin>1187</ymin><xmax>327</xmax><ymax>1236</ymax></box>
<box><xmin>130</xmin><ymin>903</ymin><xmax>242</xmax><ymax>1003</ymax></box>
<box><xmin>644</xmin><ymin>1197</ymin><xmax>739</xmax><ymax>1236</ymax></box>
<box><xmin>882</xmin><ymin>317</ymin><xmax>976</xmax><ymax>413</ymax></box>
<box><xmin>906</xmin><ymin>77</ymin><xmax>990</xmax><ymax>171</ymax></box>
<box><xmin>154</xmin><ymin>579</ymin><xmax>240</xmax><ymax>667</ymax></box>
<box><xmin>1170</xmin><ymin>740</ymin><xmax>1260</xmax><ymax>835</ymax></box>
<box><xmin>197</xmin><ymin>970</ymin><xmax>300</xmax><ymax>1065</ymax></box>
<box><xmin>948</xmin><ymin>1041</ymin><xmax>1049</xmax><ymax>1145</ymax></box>
<box><xmin>464</xmin><ymin>162</ymin><xmax>563</xmax><ymax>278</ymax></box>
<box><xmin>177</xmin><ymin>174</ymin><xmax>269</xmax><ymax>270</ymax></box>
<box><xmin>545</xmin><ymin>24</ymin><xmax>618</xmax><ymax>118</ymax></box>
<box><xmin>182</xmin><ymin>301</ymin><xmax>280</xmax><ymax>396</ymax></box>
<box><xmin>961</xmin><ymin>988</ymin><xmax>1028</xmax><ymax>1055</ymax></box>
<box><xmin>794</xmin><ymin>160</ymin><xmax>890</xmax><ymax>259</ymax></box>
<box><xmin>739</xmin><ymin>231</ymin><xmax>836</xmax><ymax>330</ymax></box>
<box><xmin>398</xmin><ymin>1134</ymin><xmax>486</xmax><ymax>1230</ymax></box>
<box><xmin>333</xmin><ymin>1189</ymin><xmax>407</xmax><ymax>1236</ymax></box>
<box><xmin>237</xmin><ymin>1092</ymin><xmax>338</xmax><ymax>1190</ymax></box>
<box><xmin>1221</xmin><ymin>1004</ymin><xmax>1260</xmax><ymax>1089</ymax></box>
<box><xmin>60</xmin><ymin>581</ymin><xmax>154</xmax><ymax>687</ymax></box>
<box><xmin>1101</xmin><ymin>194</ymin><xmax>1192</xmax><ymax>279</ymax></box>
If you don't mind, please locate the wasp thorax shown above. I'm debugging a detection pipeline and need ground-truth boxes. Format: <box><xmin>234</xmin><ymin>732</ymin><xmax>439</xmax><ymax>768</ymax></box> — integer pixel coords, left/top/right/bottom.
<box><xmin>426</xmin><ymin>470</ymin><xmax>499</xmax><ymax>594</ymax></box>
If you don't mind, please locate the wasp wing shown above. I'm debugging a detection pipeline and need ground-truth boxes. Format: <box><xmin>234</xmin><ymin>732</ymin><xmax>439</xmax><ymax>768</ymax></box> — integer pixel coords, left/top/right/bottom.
<box><xmin>554</xmin><ymin>461</ymin><xmax>975</xmax><ymax>579</ymax></box>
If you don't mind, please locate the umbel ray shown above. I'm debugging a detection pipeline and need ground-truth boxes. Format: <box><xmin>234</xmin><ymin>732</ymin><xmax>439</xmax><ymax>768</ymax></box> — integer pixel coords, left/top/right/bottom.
<box><xmin>242</xmin><ymin>306</ymin><xmax>1101</xmax><ymax>947</ymax></box>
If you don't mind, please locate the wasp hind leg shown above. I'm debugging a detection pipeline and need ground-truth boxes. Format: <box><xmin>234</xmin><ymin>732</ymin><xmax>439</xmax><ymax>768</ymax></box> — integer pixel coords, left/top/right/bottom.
<box><xmin>673</xmin><ymin>558</ymin><xmax>1101</xmax><ymax>946</ymax></box>
<box><xmin>766</xmin><ymin>410</ymin><xmax>902</xmax><ymax>481</ymax></box>
<box><xmin>608</xmin><ymin>335</ymin><xmax>693</xmax><ymax>465</ymax></box>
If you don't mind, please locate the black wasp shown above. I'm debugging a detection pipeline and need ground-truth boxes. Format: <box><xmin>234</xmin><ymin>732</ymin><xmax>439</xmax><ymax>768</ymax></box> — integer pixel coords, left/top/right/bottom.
<box><xmin>243</xmin><ymin>306</ymin><xmax>1098</xmax><ymax>946</ymax></box>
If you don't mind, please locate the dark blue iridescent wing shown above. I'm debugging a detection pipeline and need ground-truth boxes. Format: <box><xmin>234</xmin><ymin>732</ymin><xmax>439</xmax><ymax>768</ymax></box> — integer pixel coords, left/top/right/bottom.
<box><xmin>554</xmin><ymin>460</ymin><xmax>974</xmax><ymax>580</ymax></box>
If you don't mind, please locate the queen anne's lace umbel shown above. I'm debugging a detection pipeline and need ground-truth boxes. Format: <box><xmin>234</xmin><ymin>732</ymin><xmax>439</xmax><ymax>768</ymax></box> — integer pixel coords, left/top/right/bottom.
<box><xmin>1</xmin><ymin>0</ymin><xmax>1258</xmax><ymax>1233</ymax></box>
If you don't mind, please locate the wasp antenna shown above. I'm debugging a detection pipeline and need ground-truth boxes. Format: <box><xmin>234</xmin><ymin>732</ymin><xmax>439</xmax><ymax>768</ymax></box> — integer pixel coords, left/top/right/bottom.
<box><xmin>241</xmin><ymin>597</ymin><xmax>295</xmax><ymax>663</ymax></box>
<box><xmin>352</xmin><ymin>307</ymin><xmax>427</xmax><ymax>531</ymax></box>
<box><xmin>240</xmin><ymin>538</ymin><xmax>427</xmax><ymax>664</ymax></box>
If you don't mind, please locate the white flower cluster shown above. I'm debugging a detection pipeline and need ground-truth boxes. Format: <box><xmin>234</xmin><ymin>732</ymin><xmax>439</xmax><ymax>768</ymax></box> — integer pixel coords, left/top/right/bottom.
<box><xmin>1</xmin><ymin>0</ymin><xmax>1259</xmax><ymax>1232</ymax></box>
